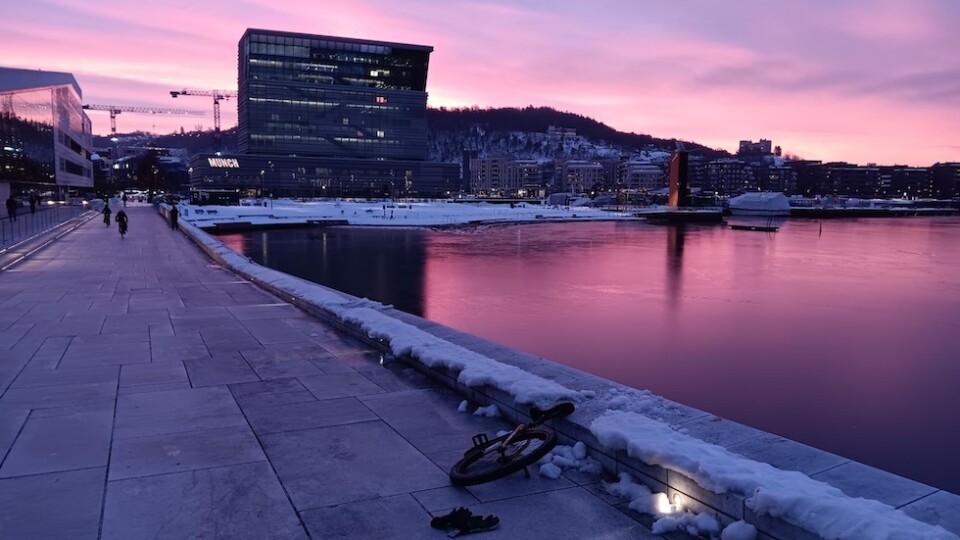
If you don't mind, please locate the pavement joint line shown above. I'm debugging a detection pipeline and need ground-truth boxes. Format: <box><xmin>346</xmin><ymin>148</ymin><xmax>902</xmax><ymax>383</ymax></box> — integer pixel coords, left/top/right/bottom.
<box><xmin>232</xmin><ymin>383</ymin><xmax>315</xmax><ymax>538</ymax></box>
<box><xmin>96</xmin><ymin>362</ymin><xmax>122</xmax><ymax>539</ymax></box>
<box><xmin>0</xmin><ymin>408</ymin><xmax>31</xmax><ymax>472</ymax></box>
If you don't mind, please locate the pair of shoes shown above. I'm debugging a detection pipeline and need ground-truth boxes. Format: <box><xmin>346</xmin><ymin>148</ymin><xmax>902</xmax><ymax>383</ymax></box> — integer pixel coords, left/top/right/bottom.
<box><xmin>430</xmin><ymin>507</ymin><xmax>500</xmax><ymax>537</ymax></box>
<box><xmin>431</xmin><ymin>507</ymin><xmax>472</xmax><ymax>530</ymax></box>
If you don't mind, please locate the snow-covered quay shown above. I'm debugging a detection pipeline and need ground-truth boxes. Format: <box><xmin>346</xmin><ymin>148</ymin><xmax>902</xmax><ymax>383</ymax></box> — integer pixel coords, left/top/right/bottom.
<box><xmin>177</xmin><ymin>198</ymin><xmax>638</xmax><ymax>229</ymax></box>
<box><xmin>168</xmin><ymin>204</ymin><xmax>959</xmax><ymax>540</ymax></box>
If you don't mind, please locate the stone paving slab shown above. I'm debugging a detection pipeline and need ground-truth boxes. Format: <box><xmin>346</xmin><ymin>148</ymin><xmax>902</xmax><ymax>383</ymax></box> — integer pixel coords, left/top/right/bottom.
<box><xmin>182</xmin><ymin>352</ymin><xmax>260</xmax><ymax>387</ymax></box>
<box><xmin>114</xmin><ymin>386</ymin><xmax>247</xmax><ymax>438</ymax></box>
<box><xmin>1</xmin><ymin>380</ymin><xmax>117</xmax><ymax>409</ymax></box>
<box><xmin>728</xmin><ymin>433</ymin><xmax>851</xmax><ymax>476</ymax></box>
<box><xmin>11</xmin><ymin>365</ymin><xmax>119</xmax><ymax>388</ymax></box>
<box><xmin>261</xmin><ymin>420</ymin><xmax>451</xmax><ymax>510</ymax></box>
<box><xmin>465</xmin><ymin>487</ymin><xmax>660</xmax><ymax>539</ymax></box>
<box><xmin>360</xmin><ymin>388</ymin><xmax>508</xmax><ymax>454</ymax></box>
<box><xmin>903</xmin><ymin>491</ymin><xmax>960</xmax><ymax>535</ymax></box>
<box><xmin>109</xmin><ymin>424</ymin><xmax>265</xmax><ymax>480</ymax></box>
<box><xmin>298</xmin><ymin>371</ymin><xmax>386</xmax><ymax>400</ymax></box>
<box><xmin>0</xmin><ymin>467</ymin><xmax>105</xmax><ymax>540</ymax></box>
<box><xmin>0</xmin><ymin>403</ymin><xmax>112</xmax><ymax>477</ymax></box>
<box><xmin>244</xmin><ymin>395</ymin><xmax>379</xmax><ymax>435</ymax></box>
<box><xmin>102</xmin><ymin>462</ymin><xmax>307</xmax><ymax>540</ymax></box>
<box><xmin>240</xmin><ymin>348</ymin><xmax>328</xmax><ymax>379</ymax></box>
<box><xmin>119</xmin><ymin>360</ymin><xmax>188</xmax><ymax>387</ymax></box>
<box><xmin>300</xmin><ymin>493</ymin><xmax>440</xmax><ymax>540</ymax></box>
<box><xmin>811</xmin><ymin>460</ymin><xmax>939</xmax><ymax>507</ymax></box>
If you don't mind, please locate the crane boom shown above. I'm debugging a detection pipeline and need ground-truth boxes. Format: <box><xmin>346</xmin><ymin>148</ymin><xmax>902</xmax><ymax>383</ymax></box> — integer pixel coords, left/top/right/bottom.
<box><xmin>169</xmin><ymin>89</ymin><xmax>238</xmax><ymax>153</ymax></box>
<box><xmin>82</xmin><ymin>104</ymin><xmax>205</xmax><ymax>135</ymax></box>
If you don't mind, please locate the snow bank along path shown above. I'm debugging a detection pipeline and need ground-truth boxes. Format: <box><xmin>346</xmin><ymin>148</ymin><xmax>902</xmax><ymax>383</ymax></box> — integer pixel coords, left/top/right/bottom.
<box><xmin>168</xmin><ymin>206</ymin><xmax>957</xmax><ymax>540</ymax></box>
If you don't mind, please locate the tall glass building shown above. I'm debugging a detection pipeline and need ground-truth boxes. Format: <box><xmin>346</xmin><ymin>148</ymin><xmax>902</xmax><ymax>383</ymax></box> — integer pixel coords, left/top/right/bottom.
<box><xmin>0</xmin><ymin>67</ymin><xmax>93</xmax><ymax>200</ymax></box>
<box><xmin>189</xmin><ymin>29</ymin><xmax>458</xmax><ymax>198</ymax></box>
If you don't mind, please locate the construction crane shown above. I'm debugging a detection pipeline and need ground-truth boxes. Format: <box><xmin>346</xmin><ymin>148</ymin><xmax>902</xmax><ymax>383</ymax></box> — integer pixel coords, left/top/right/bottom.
<box><xmin>82</xmin><ymin>104</ymin><xmax>205</xmax><ymax>136</ymax></box>
<box><xmin>169</xmin><ymin>89</ymin><xmax>238</xmax><ymax>153</ymax></box>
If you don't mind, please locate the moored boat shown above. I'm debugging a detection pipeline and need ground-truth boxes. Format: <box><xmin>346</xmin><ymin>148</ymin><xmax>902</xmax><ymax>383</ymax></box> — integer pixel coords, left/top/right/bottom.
<box><xmin>728</xmin><ymin>192</ymin><xmax>791</xmax><ymax>216</ymax></box>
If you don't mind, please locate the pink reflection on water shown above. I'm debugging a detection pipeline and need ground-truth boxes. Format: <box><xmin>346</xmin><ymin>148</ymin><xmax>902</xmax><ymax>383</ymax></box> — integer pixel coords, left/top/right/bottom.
<box><xmin>421</xmin><ymin>218</ymin><xmax>960</xmax><ymax>491</ymax></box>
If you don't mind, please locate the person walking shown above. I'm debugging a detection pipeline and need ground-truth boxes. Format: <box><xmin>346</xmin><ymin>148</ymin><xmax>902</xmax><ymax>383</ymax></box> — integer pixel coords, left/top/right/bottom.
<box><xmin>169</xmin><ymin>205</ymin><xmax>179</xmax><ymax>230</ymax></box>
<box><xmin>122</xmin><ymin>193</ymin><xmax>127</xmax><ymax>207</ymax></box>
<box><xmin>5</xmin><ymin>195</ymin><xmax>17</xmax><ymax>222</ymax></box>
<box><xmin>102</xmin><ymin>203</ymin><xmax>112</xmax><ymax>226</ymax></box>
<box><xmin>29</xmin><ymin>194</ymin><xmax>36</xmax><ymax>214</ymax></box>
<box><xmin>115</xmin><ymin>209</ymin><xmax>128</xmax><ymax>238</ymax></box>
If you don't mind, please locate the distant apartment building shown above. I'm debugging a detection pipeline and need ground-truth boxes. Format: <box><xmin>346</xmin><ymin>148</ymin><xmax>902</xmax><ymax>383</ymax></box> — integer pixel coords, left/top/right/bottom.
<box><xmin>469</xmin><ymin>156</ymin><xmax>544</xmax><ymax>196</ymax></box>
<box><xmin>188</xmin><ymin>29</ymin><xmax>458</xmax><ymax>198</ymax></box>
<box><xmin>885</xmin><ymin>166</ymin><xmax>933</xmax><ymax>199</ymax></box>
<box><xmin>758</xmin><ymin>165</ymin><xmax>796</xmax><ymax>193</ymax></box>
<box><xmin>504</xmin><ymin>160</ymin><xmax>543</xmax><ymax>195</ymax></box>
<box><xmin>738</xmin><ymin>139</ymin><xmax>773</xmax><ymax>156</ymax></box>
<box><xmin>931</xmin><ymin>163</ymin><xmax>960</xmax><ymax>199</ymax></box>
<box><xmin>469</xmin><ymin>156</ymin><xmax>505</xmax><ymax>194</ymax></box>
<box><xmin>0</xmin><ymin>66</ymin><xmax>93</xmax><ymax>201</ymax></box>
<box><xmin>788</xmin><ymin>160</ymin><xmax>827</xmax><ymax>196</ymax></box>
<box><xmin>823</xmin><ymin>163</ymin><xmax>880</xmax><ymax>197</ymax></box>
<box><xmin>705</xmin><ymin>158</ymin><xmax>756</xmax><ymax>194</ymax></box>
<box><xmin>460</xmin><ymin>148</ymin><xmax>478</xmax><ymax>194</ymax></box>
<box><xmin>555</xmin><ymin>160</ymin><xmax>604</xmax><ymax>193</ymax></box>
<box><xmin>618</xmin><ymin>160</ymin><xmax>666</xmax><ymax>191</ymax></box>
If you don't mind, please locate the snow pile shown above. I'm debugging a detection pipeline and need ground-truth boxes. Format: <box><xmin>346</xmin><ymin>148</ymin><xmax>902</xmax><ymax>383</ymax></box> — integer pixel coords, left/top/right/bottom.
<box><xmin>537</xmin><ymin>442</ymin><xmax>603</xmax><ymax>479</ymax></box>
<box><xmin>539</xmin><ymin>462</ymin><xmax>563</xmax><ymax>480</ymax></box>
<box><xmin>604</xmin><ymin>473</ymin><xmax>730</xmax><ymax>538</ymax></box>
<box><xmin>592</xmin><ymin>411</ymin><xmax>957</xmax><ymax>540</ymax></box>
<box><xmin>604</xmin><ymin>472</ymin><xmax>659</xmax><ymax>514</ymax></box>
<box><xmin>721</xmin><ymin>521</ymin><xmax>758</xmax><ymax>540</ymax></box>
<box><xmin>653</xmin><ymin>512</ymin><xmax>719</xmax><ymax>536</ymax></box>
<box><xmin>595</xmin><ymin>386</ymin><xmax>692</xmax><ymax>425</ymax></box>
<box><xmin>457</xmin><ymin>400</ymin><xmax>469</xmax><ymax>413</ymax></box>
<box><xmin>473</xmin><ymin>404</ymin><xmax>501</xmax><ymax>418</ymax></box>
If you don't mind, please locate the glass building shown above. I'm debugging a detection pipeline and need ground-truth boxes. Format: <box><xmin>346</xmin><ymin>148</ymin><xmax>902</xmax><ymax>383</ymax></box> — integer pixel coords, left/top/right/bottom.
<box><xmin>0</xmin><ymin>67</ymin><xmax>93</xmax><ymax>200</ymax></box>
<box><xmin>189</xmin><ymin>29</ymin><xmax>458</xmax><ymax>198</ymax></box>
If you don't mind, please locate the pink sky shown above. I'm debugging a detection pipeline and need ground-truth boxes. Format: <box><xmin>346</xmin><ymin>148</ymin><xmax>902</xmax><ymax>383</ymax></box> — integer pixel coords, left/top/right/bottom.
<box><xmin>2</xmin><ymin>0</ymin><xmax>958</xmax><ymax>166</ymax></box>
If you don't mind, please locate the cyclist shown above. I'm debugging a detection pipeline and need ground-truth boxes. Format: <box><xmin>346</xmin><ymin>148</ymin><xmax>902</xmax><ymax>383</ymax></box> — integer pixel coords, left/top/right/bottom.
<box><xmin>115</xmin><ymin>209</ymin><xmax>128</xmax><ymax>238</ymax></box>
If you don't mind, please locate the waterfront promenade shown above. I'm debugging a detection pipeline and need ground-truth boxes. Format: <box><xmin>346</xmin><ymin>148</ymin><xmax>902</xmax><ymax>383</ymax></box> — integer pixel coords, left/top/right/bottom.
<box><xmin>0</xmin><ymin>206</ymin><xmax>658</xmax><ymax>539</ymax></box>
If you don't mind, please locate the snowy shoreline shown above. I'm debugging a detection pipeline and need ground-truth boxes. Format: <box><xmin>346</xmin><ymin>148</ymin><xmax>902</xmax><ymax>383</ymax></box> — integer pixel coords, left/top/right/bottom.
<box><xmin>176</xmin><ymin>198</ymin><xmax>641</xmax><ymax>230</ymax></box>
<box><xmin>164</xmin><ymin>204</ymin><xmax>958</xmax><ymax>540</ymax></box>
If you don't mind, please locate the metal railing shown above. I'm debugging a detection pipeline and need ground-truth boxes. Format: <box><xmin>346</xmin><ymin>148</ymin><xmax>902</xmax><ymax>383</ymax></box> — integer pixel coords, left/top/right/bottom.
<box><xmin>0</xmin><ymin>205</ymin><xmax>89</xmax><ymax>249</ymax></box>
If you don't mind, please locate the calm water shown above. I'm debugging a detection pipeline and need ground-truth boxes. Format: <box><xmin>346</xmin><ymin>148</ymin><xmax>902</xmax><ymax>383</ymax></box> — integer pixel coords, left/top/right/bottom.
<box><xmin>220</xmin><ymin>217</ymin><xmax>960</xmax><ymax>492</ymax></box>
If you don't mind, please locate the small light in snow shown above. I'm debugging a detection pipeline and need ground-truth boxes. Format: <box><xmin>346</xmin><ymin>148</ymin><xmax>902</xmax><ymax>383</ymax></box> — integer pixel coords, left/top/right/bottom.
<box><xmin>656</xmin><ymin>493</ymin><xmax>684</xmax><ymax>514</ymax></box>
<box><xmin>656</xmin><ymin>493</ymin><xmax>672</xmax><ymax>514</ymax></box>
<box><xmin>379</xmin><ymin>355</ymin><xmax>385</xmax><ymax>366</ymax></box>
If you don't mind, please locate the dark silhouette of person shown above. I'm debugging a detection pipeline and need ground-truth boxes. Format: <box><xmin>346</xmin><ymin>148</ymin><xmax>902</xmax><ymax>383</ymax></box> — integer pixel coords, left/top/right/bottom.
<box><xmin>122</xmin><ymin>193</ymin><xmax>127</xmax><ymax>207</ymax></box>
<box><xmin>5</xmin><ymin>196</ymin><xmax>17</xmax><ymax>222</ymax></box>
<box><xmin>102</xmin><ymin>203</ymin><xmax>112</xmax><ymax>226</ymax></box>
<box><xmin>116</xmin><ymin>209</ymin><xmax>128</xmax><ymax>238</ymax></box>
<box><xmin>29</xmin><ymin>194</ymin><xmax>36</xmax><ymax>214</ymax></box>
<box><xmin>169</xmin><ymin>205</ymin><xmax>179</xmax><ymax>230</ymax></box>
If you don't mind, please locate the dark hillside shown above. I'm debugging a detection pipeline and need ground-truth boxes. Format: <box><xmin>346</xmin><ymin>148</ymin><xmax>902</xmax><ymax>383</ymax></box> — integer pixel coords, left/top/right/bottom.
<box><xmin>427</xmin><ymin>106</ymin><xmax>724</xmax><ymax>157</ymax></box>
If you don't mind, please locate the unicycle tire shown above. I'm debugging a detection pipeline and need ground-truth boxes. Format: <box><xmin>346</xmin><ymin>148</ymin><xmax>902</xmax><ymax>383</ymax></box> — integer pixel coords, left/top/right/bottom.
<box><xmin>449</xmin><ymin>427</ymin><xmax>557</xmax><ymax>486</ymax></box>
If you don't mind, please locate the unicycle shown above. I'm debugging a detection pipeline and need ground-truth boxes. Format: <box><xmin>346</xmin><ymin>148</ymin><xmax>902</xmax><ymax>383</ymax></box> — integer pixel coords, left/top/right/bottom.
<box><xmin>449</xmin><ymin>402</ymin><xmax>574</xmax><ymax>486</ymax></box>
